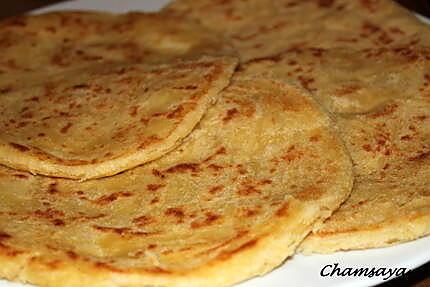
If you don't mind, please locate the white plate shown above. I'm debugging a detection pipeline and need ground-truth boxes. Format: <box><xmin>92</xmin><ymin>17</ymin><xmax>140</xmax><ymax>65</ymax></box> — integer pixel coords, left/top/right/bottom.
<box><xmin>1</xmin><ymin>1</ymin><xmax>429</xmax><ymax>286</ymax></box>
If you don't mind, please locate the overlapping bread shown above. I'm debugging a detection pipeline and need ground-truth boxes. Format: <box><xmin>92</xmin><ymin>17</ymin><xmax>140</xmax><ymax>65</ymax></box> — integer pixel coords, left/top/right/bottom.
<box><xmin>0</xmin><ymin>78</ymin><xmax>352</xmax><ymax>287</ymax></box>
<box><xmin>0</xmin><ymin>57</ymin><xmax>237</xmax><ymax>179</ymax></box>
<box><xmin>241</xmin><ymin>45</ymin><xmax>430</xmax><ymax>252</ymax></box>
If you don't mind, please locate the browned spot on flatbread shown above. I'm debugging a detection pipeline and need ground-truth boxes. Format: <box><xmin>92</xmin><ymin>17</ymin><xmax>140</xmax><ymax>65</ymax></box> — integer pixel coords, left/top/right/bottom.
<box><xmin>334</xmin><ymin>84</ymin><xmax>362</xmax><ymax>96</ymax></box>
<box><xmin>362</xmin><ymin>144</ymin><xmax>372</xmax><ymax>152</ymax></box>
<box><xmin>241</xmin><ymin>206</ymin><xmax>261</xmax><ymax>217</ymax></box>
<box><xmin>310</xmin><ymin>47</ymin><xmax>326</xmax><ymax>57</ymax></box>
<box><xmin>190</xmin><ymin>212</ymin><xmax>221</xmax><ymax>229</ymax></box>
<box><xmin>201</xmin><ymin>230</ymin><xmax>249</xmax><ymax>256</ymax></box>
<box><xmin>132</xmin><ymin>215</ymin><xmax>154</xmax><ymax>227</ymax></box>
<box><xmin>204</xmin><ymin>147</ymin><xmax>226</xmax><ymax>162</ymax></box>
<box><xmin>223</xmin><ymin>108</ymin><xmax>239</xmax><ymax>123</ymax></box>
<box><xmin>415</xmin><ymin>115</ymin><xmax>428</xmax><ymax>121</ymax></box>
<box><xmin>33</xmin><ymin>208</ymin><xmax>64</xmax><ymax>221</ymax></box>
<box><xmin>152</xmin><ymin>169</ymin><xmax>165</xmax><ymax>179</ymax></box>
<box><xmin>275</xmin><ymin>202</ymin><xmax>289</xmax><ymax>217</ymax></box>
<box><xmin>237</xmin><ymin>184</ymin><xmax>260</xmax><ymax>196</ymax></box>
<box><xmin>360</xmin><ymin>0</ymin><xmax>379</xmax><ymax>12</ymax></box>
<box><xmin>143</xmin><ymin>267</ymin><xmax>172</xmax><ymax>275</ymax></box>
<box><xmin>92</xmin><ymin>261</ymin><xmax>125</xmax><ymax>273</ymax></box>
<box><xmin>60</xmin><ymin>122</ymin><xmax>73</xmax><ymax>134</ymax></box>
<box><xmin>361</xmin><ymin>21</ymin><xmax>380</xmax><ymax>36</ymax></box>
<box><xmin>9</xmin><ymin>142</ymin><xmax>30</xmax><ymax>152</ymax></box>
<box><xmin>47</xmin><ymin>182</ymin><xmax>59</xmax><ymax>194</ymax></box>
<box><xmin>0</xmin><ymin>242</ymin><xmax>24</xmax><ymax>257</ymax></box>
<box><xmin>418</xmin><ymin>188</ymin><xmax>430</xmax><ymax>197</ymax></box>
<box><xmin>71</xmin><ymin>83</ymin><xmax>90</xmax><ymax>90</ymax></box>
<box><xmin>129</xmin><ymin>105</ymin><xmax>138</xmax><ymax>117</ymax></box>
<box><xmin>66</xmin><ymin>250</ymin><xmax>79</xmax><ymax>260</ymax></box>
<box><xmin>92</xmin><ymin>226</ymin><xmax>156</xmax><ymax>237</ymax></box>
<box><xmin>13</xmin><ymin>173</ymin><xmax>28</xmax><ymax>179</ymax></box>
<box><xmin>0</xmin><ymin>86</ymin><xmax>12</xmax><ymax>94</ymax></box>
<box><xmin>103</xmin><ymin>152</ymin><xmax>113</xmax><ymax>158</ymax></box>
<box><xmin>0</xmin><ymin>232</ymin><xmax>11</xmax><ymax>241</ymax></box>
<box><xmin>165</xmin><ymin>163</ymin><xmax>200</xmax><ymax>173</ymax></box>
<box><xmin>236</xmin><ymin>164</ymin><xmax>247</xmax><ymax>175</ymax></box>
<box><xmin>52</xmin><ymin>219</ymin><xmax>65</xmax><ymax>226</ymax></box>
<box><xmin>317</xmin><ymin>0</ymin><xmax>335</xmax><ymax>8</ymax></box>
<box><xmin>282</xmin><ymin>145</ymin><xmax>304</xmax><ymax>162</ymax></box>
<box><xmin>295</xmin><ymin>186</ymin><xmax>324</xmax><ymax>201</ymax></box>
<box><xmin>137</xmin><ymin>135</ymin><xmax>162</xmax><ymax>149</ymax></box>
<box><xmin>217</xmin><ymin>239</ymin><xmax>258</xmax><ymax>261</ymax></box>
<box><xmin>43</xmin><ymin>259</ymin><xmax>63</xmax><ymax>270</ymax></box>
<box><xmin>21</xmin><ymin>111</ymin><xmax>33</xmax><ymax>119</ymax></box>
<box><xmin>310</xmin><ymin>134</ymin><xmax>321</xmax><ymax>142</ymax></box>
<box><xmin>260</xmin><ymin>179</ymin><xmax>272</xmax><ymax>185</ymax></box>
<box><xmin>173</xmin><ymin>85</ymin><xmax>198</xmax><ymax>90</ymax></box>
<box><xmin>150</xmin><ymin>197</ymin><xmax>159</xmax><ymax>204</ymax></box>
<box><xmin>166</xmin><ymin>105</ymin><xmax>185</xmax><ymax>119</ymax></box>
<box><xmin>369</xmin><ymin>103</ymin><xmax>398</xmax><ymax>118</ymax></box>
<box><xmin>297</xmin><ymin>75</ymin><xmax>315</xmax><ymax>91</ymax></box>
<box><xmin>400</xmin><ymin>135</ymin><xmax>413</xmax><ymax>141</ymax></box>
<box><xmin>408</xmin><ymin>151</ymin><xmax>430</xmax><ymax>162</ymax></box>
<box><xmin>148</xmin><ymin>244</ymin><xmax>157</xmax><ymax>250</ymax></box>
<box><xmin>208</xmin><ymin>185</ymin><xmax>224</xmax><ymax>194</ymax></box>
<box><xmin>165</xmin><ymin>207</ymin><xmax>185</xmax><ymax>223</ymax></box>
<box><xmin>34</xmin><ymin>209</ymin><xmax>64</xmax><ymax>219</ymax></box>
<box><xmin>207</xmin><ymin>163</ymin><xmax>223</xmax><ymax>171</ymax></box>
<box><xmin>146</xmin><ymin>184</ymin><xmax>164</xmax><ymax>191</ymax></box>
<box><xmin>92</xmin><ymin>192</ymin><xmax>133</xmax><ymax>205</ymax></box>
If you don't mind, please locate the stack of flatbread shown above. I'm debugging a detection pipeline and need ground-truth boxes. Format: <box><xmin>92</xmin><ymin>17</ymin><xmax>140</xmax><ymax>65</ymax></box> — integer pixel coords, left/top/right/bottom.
<box><xmin>0</xmin><ymin>0</ymin><xmax>428</xmax><ymax>286</ymax></box>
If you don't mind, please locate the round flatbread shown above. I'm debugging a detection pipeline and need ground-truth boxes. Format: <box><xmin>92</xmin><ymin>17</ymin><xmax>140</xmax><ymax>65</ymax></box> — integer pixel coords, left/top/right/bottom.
<box><xmin>240</xmin><ymin>43</ymin><xmax>430</xmax><ymax>252</ymax></box>
<box><xmin>0</xmin><ymin>11</ymin><xmax>234</xmax><ymax>73</ymax></box>
<box><xmin>300</xmin><ymin>97</ymin><xmax>430</xmax><ymax>253</ymax></box>
<box><xmin>0</xmin><ymin>57</ymin><xmax>237</xmax><ymax>179</ymax></box>
<box><xmin>0</xmin><ymin>78</ymin><xmax>352</xmax><ymax>287</ymax></box>
<box><xmin>164</xmin><ymin>0</ymin><xmax>429</xmax><ymax>62</ymax></box>
<box><xmin>166</xmin><ymin>0</ymin><xmax>430</xmax><ymax>254</ymax></box>
<box><xmin>242</xmin><ymin>45</ymin><xmax>430</xmax><ymax>113</ymax></box>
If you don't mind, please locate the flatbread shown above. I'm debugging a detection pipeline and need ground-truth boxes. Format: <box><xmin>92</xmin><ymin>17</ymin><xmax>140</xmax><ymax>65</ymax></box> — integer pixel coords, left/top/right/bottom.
<box><xmin>0</xmin><ymin>78</ymin><xmax>353</xmax><ymax>287</ymax></box>
<box><xmin>164</xmin><ymin>0</ymin><xmax>430</xmax><ymax>62</ymax></box>
<box><xmin>0</xmin><ymin>11</ymin><xmax>234</xmax><ymax>73</ymax></box>
<box><xmin>240</xmin><ymin>44</ymin><xmax>430</xmax><ymax>252</ymax></box>
<box><xmin>171</xmin><ymin>0</ymin><xmax>430</xmax><ymax>253</ymax></box>
<box><xmin>300</xmin><ymin>97</ymin><xmax>430</xmax><ymax>253</ymax></box>
<box><xmin>242</xmin><ymin>45</ymin><xmax>430</xmax><ymax>113</ymax></box>
<box><xmin>0</xmin><ymin>57</ymin><xmax>237</xmax><ymax>179</ymax></box>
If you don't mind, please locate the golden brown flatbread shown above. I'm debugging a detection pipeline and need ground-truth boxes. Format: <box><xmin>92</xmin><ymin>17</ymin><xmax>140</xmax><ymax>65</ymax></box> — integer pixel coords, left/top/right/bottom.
<box><xmin>0</xmin><ymin>11</ymin><xmax>234</xmax><ymax>73</ymax></box>
<box><xmin>240</xmin><ymin>44</ymin><xmax>430</xmax><ymax>252</ymax></box>
<box><xmin>301</xmin><ymin>97</ymin><xmax>430</xmax><ymax>253</ymax></box>
<box><xmin>0</xmin><ymin>57</ymin><xmax>237</xmax><ymax>179</ymax></box>
<box><xmin>164</xmin><ymin>0</ymin><xmax>430</xmax><ymax>62</ymax></box>
<box><xmin>0</xmin><ymin>78</ymin><xmax>353</xmax><ymax>287</ymax></box>
<box><xmin>242</xmin><ymin>45</ymin><xmax>430</xmax><ymax>113</ymax></box>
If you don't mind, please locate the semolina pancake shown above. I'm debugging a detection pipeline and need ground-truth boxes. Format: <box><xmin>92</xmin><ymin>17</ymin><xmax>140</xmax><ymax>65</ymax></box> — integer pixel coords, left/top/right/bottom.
<box><xmin>0</xmin><ymin>11</ymin><xmax>234</xmax><ymax>73</ymax></box>
<box><xmin>0</xmin><ymin>57</ymin><xmax>237</xmax><ymax>179</ymax></box>
<box><xmin>242</xmin><ymin>46</ymin><xmax>430</xmax><ymax>114</ymax></box>
<box><xmin>240</xmin><ymin>44</ymin><xmax>430</xmax><ymax>252</ymax></box>
<box><xmin>300</xmin><ymin>97</ymin><xmax>430</xmax><ymax>253</ymax></box>
<box><xmin>164</xmin><ymin>0</ymin><xmax>430</xmax><ymax>62</ymax></box>
<box><xmin>0</xmin><ymin>78</ymin><xmax>352</xmax><ymax>287</ymax></box>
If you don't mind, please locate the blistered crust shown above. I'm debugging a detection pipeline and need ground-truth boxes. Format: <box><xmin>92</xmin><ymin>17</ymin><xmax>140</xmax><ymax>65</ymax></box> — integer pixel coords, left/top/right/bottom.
<box><xmin>0</xmin><ymin>57</ymin><xmax>237</xmax><ymax>179</ymax></box>
<box><xmin>0</xmin><ymin>79</ymin><xmax>352</xmax><ymax>287</ymax></box>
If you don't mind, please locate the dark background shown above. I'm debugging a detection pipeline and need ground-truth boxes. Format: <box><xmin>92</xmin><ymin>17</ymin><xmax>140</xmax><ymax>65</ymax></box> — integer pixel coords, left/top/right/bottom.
<box><xmin>396</xmin><ymin>0</ymin><xmax>430</xmax><ymax>17</ymax></box>
<box><xmin>0</xmin><ymin>0</ymin><xmax>429</xmax><ymax>286</ymax></box>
